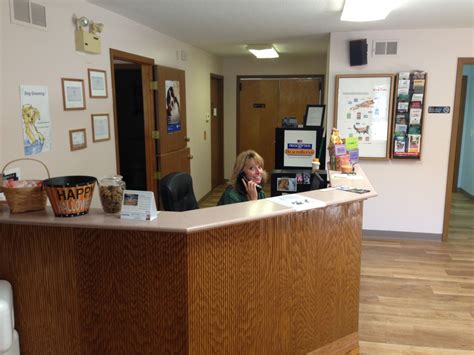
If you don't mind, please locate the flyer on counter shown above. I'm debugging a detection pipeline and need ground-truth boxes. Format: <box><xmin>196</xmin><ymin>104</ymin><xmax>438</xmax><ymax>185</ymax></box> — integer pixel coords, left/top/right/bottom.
<box><xmin>268</xmin><ymin>194</ymin><xmax>326</xmax><ymax>211</ymax></box>
<box><xmin>121</xmin><ymin>190</ymin><xmax>158</xmax><ymax>221</ymax></box>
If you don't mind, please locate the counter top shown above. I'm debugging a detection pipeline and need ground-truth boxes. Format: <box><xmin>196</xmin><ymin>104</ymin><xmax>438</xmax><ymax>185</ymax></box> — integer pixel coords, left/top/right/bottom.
<box><xmin>0</xmin><ymin>165</ymin><xmax>376</xmax><ymax>233</ymax></box>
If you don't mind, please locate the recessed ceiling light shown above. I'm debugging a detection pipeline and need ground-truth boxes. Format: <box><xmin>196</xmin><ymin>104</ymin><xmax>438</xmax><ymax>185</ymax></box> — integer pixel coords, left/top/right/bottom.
<box><xmin>247</xmin><ymin>44</ymin><xmax>279</xmax><ymax>59</ymax></box>
<box><xmin>341</xmin><ymin>0</ymin><xmax>396</xmax><ymax>22</ymax></box>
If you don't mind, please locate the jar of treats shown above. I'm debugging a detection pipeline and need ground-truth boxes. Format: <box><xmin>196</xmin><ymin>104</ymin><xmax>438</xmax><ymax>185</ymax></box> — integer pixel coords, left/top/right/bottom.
<box><xmin>98</xmin><ymin>175</ymin><xmax>125</xmax><ymax>214</ymax></box>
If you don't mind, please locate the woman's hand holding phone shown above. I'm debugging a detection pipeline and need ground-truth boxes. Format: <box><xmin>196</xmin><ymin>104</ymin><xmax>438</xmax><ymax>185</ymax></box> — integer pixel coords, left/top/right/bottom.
<box><xmin>241</xmin><ymin>177</ymin><xmax>259</xmax><ymax>200</ymax></box>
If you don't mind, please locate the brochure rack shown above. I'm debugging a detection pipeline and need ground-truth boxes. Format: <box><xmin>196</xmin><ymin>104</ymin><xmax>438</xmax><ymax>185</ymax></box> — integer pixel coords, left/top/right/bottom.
<box><xmin>391</xmin><ymin>71</ymin><xmax>426</xmax><ymax>159</ymax></box>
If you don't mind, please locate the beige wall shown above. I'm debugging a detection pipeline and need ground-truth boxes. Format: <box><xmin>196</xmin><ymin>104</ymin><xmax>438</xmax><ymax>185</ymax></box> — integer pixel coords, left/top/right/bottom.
<box><xmin>327</xmin><ymin>28</ymin><xmax>474</xmax><ymax>234</ymax></box>
<box><xmin>221</xmin><ymin>55</ymin><xmax>327</xmax><ymax>177</ymax></box>
<box><xmin>0</xmin><ymin>0</ymin><xmax>222</xmax><ymax>204</ymax></box>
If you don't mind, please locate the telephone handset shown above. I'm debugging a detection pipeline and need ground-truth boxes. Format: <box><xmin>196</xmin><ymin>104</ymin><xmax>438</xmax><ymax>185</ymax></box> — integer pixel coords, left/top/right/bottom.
<box><xmin>238</xmin><ymin>171</ymin><xmax>262</xmax><ymax>193</ymax></box>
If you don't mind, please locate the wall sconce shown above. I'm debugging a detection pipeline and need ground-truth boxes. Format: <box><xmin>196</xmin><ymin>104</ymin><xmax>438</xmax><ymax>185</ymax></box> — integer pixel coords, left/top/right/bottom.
<box><xmin>74</xmin><ymin>15</ymin><xmax>104</xmax><ymax>54</ymax></box>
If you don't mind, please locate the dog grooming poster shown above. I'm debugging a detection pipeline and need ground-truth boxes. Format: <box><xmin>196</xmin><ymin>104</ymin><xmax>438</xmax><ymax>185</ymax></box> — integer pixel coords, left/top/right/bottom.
<box><xmin>20</xmin><ymin>85</ymin><xmax>52</xmax><ymax>155</ymax></box>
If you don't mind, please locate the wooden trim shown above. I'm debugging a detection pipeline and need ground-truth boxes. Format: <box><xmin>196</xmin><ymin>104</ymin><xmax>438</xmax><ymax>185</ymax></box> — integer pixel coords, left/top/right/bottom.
<box><xmin>210</xmin><ymin>74</ymin><xmax>224</xmax><ymax>187</ymax></box>
<box><xmin>442</xmin><ymin>57</ymin><xmax>474</xmax><ymax>241</ymax></box>
<box><xmin>452</xmin><ymin>76</ymin><xmax>468</xmax><ymax>191</ymax></box>
<box><xmin>236</xmin><ymin>74</ymin><xmax>325</xmax><ymax>158</ymax></box>
<box><xmin>307</xmin><ymin>332</ymin><xmax>359</xmax><ymax>355</ymax></box>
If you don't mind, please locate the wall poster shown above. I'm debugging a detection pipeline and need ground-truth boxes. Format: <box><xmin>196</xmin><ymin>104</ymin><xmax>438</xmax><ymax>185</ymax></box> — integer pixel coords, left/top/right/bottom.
<box><xmin>20</xmin><ymin>85</ymin><xmax>52</xmax><ymax>156</ymax></box>
<box><xmin>334</xmin><ymin>74</ymin><xmax>395</xmax><ymax>159</ymax></box>
<box><xmin>165</xmin><ymin>80</ymin><xmax>181</xmax><ymax>133</ymax></box>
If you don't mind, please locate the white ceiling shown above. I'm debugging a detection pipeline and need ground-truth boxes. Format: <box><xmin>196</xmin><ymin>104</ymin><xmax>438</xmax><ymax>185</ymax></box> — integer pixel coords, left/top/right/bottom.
<box><xmin>87</xmin><ymin>0</ymin><xmax>474</xmax><ymax>57</ymax></box>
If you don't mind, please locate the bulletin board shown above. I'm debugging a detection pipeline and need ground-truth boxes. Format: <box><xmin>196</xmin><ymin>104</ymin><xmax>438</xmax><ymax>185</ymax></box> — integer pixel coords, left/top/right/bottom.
<box><xmin>334</xmin><ymin>74</ymin><xmax>395</xmax><ymax>159</ymax></box>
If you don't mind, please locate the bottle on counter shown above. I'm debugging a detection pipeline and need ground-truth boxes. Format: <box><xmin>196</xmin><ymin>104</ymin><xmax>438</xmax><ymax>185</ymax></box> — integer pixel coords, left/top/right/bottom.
<box><xmin>98</xmin><ymin>175</ymin><xmax>125</xmax><ymax>214</ymax></box>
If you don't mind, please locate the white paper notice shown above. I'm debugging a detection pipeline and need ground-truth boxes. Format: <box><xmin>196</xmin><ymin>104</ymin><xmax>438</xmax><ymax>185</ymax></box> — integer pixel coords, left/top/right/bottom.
<box><xmin>268</xmin><ymin>194</ymin><xmax>326</xmax><ymax>211</ymax></box>
<box><xmin>121</xmin><ymin>190</ymin><xmax>158</xmax><ymax>221</ymax></box>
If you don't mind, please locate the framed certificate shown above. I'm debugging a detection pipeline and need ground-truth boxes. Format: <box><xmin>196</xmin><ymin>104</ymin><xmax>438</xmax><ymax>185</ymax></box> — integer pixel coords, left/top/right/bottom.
<box><xmin>304</xmin><ymin>104</ymin><xmax>325</xmax><ymax>127</ymax></box>
<box><xmin>91</xmin><ymin>114</ymin><xmax>110</xmax><ymax>142</ymax></box>
<box><xmin>62</xmin><ymin>78</ymin><xmax>86</xmax><ymax>110</ymax></box>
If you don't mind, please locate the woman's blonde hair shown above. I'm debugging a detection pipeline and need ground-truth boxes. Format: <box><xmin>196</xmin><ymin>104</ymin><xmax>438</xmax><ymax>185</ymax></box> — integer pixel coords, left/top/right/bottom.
<box><xmin>228</xmin><ymin>150</ymin><xmax>268</xmax><ymax>189</ymax></box>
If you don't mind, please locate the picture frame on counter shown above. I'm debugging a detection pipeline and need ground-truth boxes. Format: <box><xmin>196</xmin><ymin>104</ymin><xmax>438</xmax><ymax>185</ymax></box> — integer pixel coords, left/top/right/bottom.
<box><xmin>334</xmin><ymin>74</ymin><xmax>395</xmax><ymax>159</ymax></box>
<box><xmin>303</xmin><ymin>104</ymin><xmax>325</xmax><ymax>127</ymax></box>
<box><xmin>91</xmin><ymin>113</ymin><xmax>110</xmax><ymax>142</ymax></box>
<box><xmin>61</xmin><ymin>78</ymin><xmax>86</xmax><ymax>110</ymax></box>
<box><xmin>69</xmin><ymin>128</ymin><xmax>87</xmax><ymax>151</ymax></box>
<box><xmin>88</xmin><ymin>69</ymin><xmax>108</xmax><ymax>98</ymax></box>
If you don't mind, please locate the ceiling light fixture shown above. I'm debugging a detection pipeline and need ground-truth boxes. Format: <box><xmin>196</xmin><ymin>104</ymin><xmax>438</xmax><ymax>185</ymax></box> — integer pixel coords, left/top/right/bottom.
<box><xmin>341</xmin><ymin>0</ymin><xmax>396</xmax><ymax>22</ymax></box>
<box><xmin>247</xmin><ymin>44</ymin><xmax>279</xmax><ymax>59</ymax></box>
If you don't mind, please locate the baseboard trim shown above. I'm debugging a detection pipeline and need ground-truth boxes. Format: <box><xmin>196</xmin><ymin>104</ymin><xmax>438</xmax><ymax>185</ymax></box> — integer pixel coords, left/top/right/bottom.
<box><xmin>459</xmin><ymin>188</ymin><xmax>474</xmax><ymax>200</ymax></box>
<box><xmin>363</xmin><ymin>229</ymin><xmax>441</xmax><ymax>241</ymax></box>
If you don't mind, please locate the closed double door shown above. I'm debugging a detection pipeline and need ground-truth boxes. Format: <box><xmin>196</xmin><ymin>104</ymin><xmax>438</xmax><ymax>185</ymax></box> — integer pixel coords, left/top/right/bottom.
<box><xmin>238</xmin><ymin>77</ymin><xmax>322</xmax><ymax>173</ymax></box>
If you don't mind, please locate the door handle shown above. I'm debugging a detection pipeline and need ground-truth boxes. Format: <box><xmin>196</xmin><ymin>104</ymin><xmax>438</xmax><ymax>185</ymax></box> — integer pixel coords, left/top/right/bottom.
<box><xmin>185</xmin><ymin>137</ymin><xmax>190</xmax><ymax>142</ymax></box>
<box><xmin>187</xmin><ymin>155</ymin><xmax>193</xmax><ymax>160</ymax></box>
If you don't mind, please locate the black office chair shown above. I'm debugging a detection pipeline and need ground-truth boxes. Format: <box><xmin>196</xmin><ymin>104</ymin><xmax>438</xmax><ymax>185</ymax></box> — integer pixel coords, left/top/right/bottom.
<box><xmin>159</xmin><ymin>172</ymin><xmax>199</xmax><ymax>211</ymax></box>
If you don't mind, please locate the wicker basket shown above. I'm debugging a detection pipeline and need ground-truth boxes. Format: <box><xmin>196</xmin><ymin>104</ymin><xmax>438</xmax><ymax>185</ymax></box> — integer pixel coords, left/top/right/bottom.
<box><xmin>1</xmin><ymin>158</ymin><xmax>50</xmax><ymax>213</ymax></box>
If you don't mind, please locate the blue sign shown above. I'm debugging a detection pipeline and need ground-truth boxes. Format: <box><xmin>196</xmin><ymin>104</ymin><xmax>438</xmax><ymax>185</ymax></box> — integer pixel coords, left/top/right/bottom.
<box><xmin>428</xmin><ymin>106</ymin><xmax>450</xmax><ymax>114</ymax></box>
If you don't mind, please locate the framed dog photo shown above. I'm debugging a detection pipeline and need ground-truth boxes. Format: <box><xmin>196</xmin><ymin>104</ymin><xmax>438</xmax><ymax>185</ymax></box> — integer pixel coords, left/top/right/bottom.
<box><xmin>69</xmin><ymin>128</ymin><xmax>87</xmax><ymax>151</ymax></box>
<box><xmin>91</xmin><ymin>114</ymin><xmax>110</xmax><ymax>142</ymax></box>
<box><xmin>88</xmin><ymin>69</ymin><xmax>108</xmax><ymax>98</ymax></box>
<box><xmin>61</xmin><ymin>78</ymin><xmax>86</xmax><ymax>110</ymax></box>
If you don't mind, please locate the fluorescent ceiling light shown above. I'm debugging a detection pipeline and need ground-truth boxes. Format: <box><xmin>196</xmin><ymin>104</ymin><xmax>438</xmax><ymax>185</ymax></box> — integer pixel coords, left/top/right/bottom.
<box><xmin>247</xmin><ymin>45</ymin><xmax>279</xmax><ymax>59</ymax></box>
<box><xmin>341</xmin><ymin>0</ymin><xmax>396</xmax><ymax>22</ymax></box>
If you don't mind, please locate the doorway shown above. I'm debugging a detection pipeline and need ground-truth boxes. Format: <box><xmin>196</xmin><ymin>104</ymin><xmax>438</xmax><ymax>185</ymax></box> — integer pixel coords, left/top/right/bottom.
<box><xmin>443</xmin><ymin>57</ymin><xmax>474</xmax><ymax>241</ymax></box>
<box><xmin>110</xmin><ymin>49</ymin><xmax>157</xmax><ymax>198</ymax></box>
<box><xmin>211</xmin><ymin>74</ymin><xmax>224</xmax><ymax>189</ymax></box>
<box><xmin>237</xmin><ymin>75</ymin><xmax>324</xmax><ymax>173</ymax></box>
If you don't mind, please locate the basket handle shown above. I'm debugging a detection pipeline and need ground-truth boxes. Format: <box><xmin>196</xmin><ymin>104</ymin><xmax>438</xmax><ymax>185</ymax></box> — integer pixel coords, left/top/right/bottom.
<box><xmin>1</xmin><ymin>158</ymin><xmax>51</xmax><ymax>179</ymax></box>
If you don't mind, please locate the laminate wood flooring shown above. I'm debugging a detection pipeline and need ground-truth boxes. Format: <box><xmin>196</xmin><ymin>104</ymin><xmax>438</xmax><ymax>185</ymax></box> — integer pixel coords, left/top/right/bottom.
<box><xmin>199</xmin><ymin>188</ymin><xmax>474</xmax><ymax>354</ymax></box>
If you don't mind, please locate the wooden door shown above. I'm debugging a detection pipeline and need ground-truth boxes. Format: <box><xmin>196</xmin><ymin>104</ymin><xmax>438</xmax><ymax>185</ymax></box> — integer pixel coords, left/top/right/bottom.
<box><xmin>239</xmin><ymin>80</ymin><xmax>279</xmax><ymax>173</ymax></box>
<box><xmin>279</xmin><ymin>78</ymin><xmax>320</xmax><ymax>125</ymax></box>
<box><xmin>153</xmin><ymin>65</ymin><xmax>191</xmax><ymax>181</ymax></box>
<box><xmin>211</xmin><ymin>75</ymin><xmax>224</xmax><ymax>189</ymax></box>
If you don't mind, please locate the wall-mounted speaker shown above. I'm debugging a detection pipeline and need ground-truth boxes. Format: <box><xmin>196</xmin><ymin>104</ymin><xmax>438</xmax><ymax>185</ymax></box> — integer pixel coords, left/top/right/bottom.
<box><xmin>349</xmin><ymin>39</ymin><xmax>368</xmax><ymax>66</ymax></box>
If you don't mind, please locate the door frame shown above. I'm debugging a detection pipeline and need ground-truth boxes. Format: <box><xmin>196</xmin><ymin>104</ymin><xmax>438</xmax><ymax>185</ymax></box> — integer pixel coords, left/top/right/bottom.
<box><xmin>236</xmin><ymin>74</ymin><xmax>325</xmax><ymax>154</ymax></box>
<box><xmin>109</xmin><ymin>49</ymin><xmax>157</xmax><ymax>196</ymax></box>
<box><xmin>210</xmin><ymin>73</ymin><xmax>224</xmax><ymax>188</ymax></box>
<box><xmin>442</xmin><ymin>57</ymin><xmax>474</xmax><ymax>241</ymax></box>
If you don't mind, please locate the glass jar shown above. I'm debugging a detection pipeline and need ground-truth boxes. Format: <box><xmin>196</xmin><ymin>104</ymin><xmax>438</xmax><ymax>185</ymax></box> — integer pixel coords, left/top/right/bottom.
<box><xmin>99</xmin><ymin>175</ymin><xmax>125</xmax><ymax>214</ymax></box>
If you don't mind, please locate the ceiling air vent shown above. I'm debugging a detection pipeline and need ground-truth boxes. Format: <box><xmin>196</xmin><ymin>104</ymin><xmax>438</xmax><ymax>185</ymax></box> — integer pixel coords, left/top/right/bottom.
<box><xmin>10</xmin><ymin>0</ymin><xmax>47</xmax><ymax>30</ymax></box>
<box><xmin>373</xmin><ymin>40</ymin><xmax>398</xmax><ymax>56</ymax></box>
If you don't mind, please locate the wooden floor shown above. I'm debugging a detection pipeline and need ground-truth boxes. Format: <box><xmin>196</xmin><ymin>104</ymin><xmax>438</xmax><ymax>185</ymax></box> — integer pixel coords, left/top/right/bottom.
<box><xmin>199</xmin><ymin>188</ymin><xmax>474</xmax><ymax>354</ymax></box>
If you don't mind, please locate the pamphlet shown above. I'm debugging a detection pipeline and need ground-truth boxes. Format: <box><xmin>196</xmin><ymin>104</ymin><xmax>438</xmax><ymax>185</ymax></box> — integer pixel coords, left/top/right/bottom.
<box><xmin>268</xmin><ymin>194</ymin><xmax>326</xmax><ymax>211</ymax></box>
<box><xmin>335</xmin><ymin>186</ymin><xmax>370</xmax><ymax>194</ymax></box>
<box><xmin>121</xmin><ymin>190</ymin><xmax>158</xmax><ymax>221</ymax></box>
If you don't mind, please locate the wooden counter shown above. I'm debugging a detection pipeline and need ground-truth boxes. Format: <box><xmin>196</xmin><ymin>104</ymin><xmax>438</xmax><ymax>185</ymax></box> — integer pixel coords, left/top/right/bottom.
<box><xmin>0</xmin><ymin>167</ymin><xmax>376</xmax><ymax>354</ymax></box>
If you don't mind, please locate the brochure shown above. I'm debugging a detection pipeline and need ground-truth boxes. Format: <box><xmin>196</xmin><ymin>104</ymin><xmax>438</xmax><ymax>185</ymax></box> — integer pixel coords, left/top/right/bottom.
<box><xmin>394</xmin><ymin>136</ymin><xmax>406</xmax><ymax>153</ymax></box>
<box><xmin>121</xmin><ymin>190</ymin><xmax>158</xmax><ymax>221</ymax></box>
<box><xmin>398</xmin><ymin>102</ymin><xmax>409</xmax><ymax>112</ymax></box>
<box><xmin>409</xmin><ymin>109</ymin><xmax>422</xmax><ymax>124</ymax></box>
<box><xmin>408</xmin><ymin>134</ymin><xmax>421</xmax><ymax>153</ymax></box>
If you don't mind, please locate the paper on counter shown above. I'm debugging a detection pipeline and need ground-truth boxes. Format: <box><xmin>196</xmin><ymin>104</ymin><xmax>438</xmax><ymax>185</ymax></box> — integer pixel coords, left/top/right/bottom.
<box><xmin>268</xmin><ymin>194</ymin><xmax>326</xmax><ymax>211</ymax></box>
<box><xmin>331</xmin><ymin>174</ymin><xmax>363</xmax><ymax>180</ymax></box>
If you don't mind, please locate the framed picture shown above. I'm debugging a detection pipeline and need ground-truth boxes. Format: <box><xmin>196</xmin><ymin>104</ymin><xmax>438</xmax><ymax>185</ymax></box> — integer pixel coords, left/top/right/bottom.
<box><xmin>334</xmin><ymin>74</ymin><xmax>395</xmax><ymax>159</ymax></box>
<box><xmin>61</xmin><ymin>78</ymin><xmax>86</xmax><ymax>110</ymax></box>
<box><xmin>88</xmin><ymin>69</ymin><xmax>108</xmax><ymax>98</ymax></box>
<box><xmin>304</xmin><ymin>104</ymin><xmax>325</xmax><ymax>127</ymax></box>
<box><xmin>69</xmin><ymin>128</ymin><xmax>87</xmax><ymax>151</ymax></box>
<box><xmin>91</xmin><ymin>114</ymin><xmax>110</xmax><ymax>142</ymax></box>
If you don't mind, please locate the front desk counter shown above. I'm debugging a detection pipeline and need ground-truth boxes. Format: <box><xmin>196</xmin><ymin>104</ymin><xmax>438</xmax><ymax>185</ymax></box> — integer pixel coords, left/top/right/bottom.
<box><xmin>0</xmin><ymin>166</ymin><xmax>376</xmax><ymax>355</ymax></box>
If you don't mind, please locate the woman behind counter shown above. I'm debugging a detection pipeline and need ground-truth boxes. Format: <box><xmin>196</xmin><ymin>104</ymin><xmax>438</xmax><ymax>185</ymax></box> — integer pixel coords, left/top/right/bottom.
<box><xmin>218</xmin><ymin>150</ymin><xmax>268</xmax><ymax>205</ymax></box>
